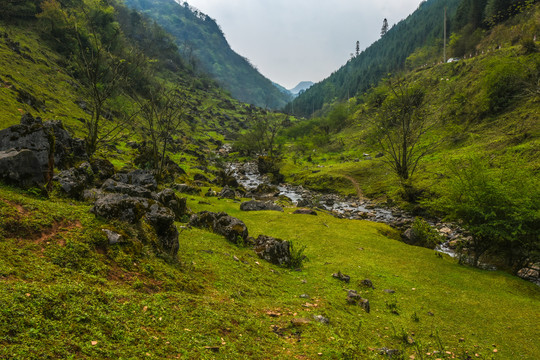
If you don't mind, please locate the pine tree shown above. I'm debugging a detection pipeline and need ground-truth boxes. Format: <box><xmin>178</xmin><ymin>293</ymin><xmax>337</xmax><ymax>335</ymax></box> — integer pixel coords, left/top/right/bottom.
<box><xmin>381</xmin><ymin>18</ymin><xmax>389</xmax><ymax>37</ymax></box>
<box><xmin>356</xmin><ymin>41</ymin><xmax>360</xmax><ymax>56</ymax></box>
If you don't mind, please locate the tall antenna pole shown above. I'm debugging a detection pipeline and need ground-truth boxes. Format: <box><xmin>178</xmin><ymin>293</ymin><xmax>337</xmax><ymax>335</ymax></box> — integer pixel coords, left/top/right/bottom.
<box><xmin>443</xmin><ymin>7</ymin><xmax>447</xmax><ymax>63</ymax></box>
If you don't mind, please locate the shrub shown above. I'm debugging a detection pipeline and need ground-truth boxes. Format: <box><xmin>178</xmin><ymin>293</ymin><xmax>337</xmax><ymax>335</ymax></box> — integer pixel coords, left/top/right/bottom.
<box><xmin>288</xmin><ymin>241</ymin><xmax>307</xmax><ymax>269</ymax></box>
<box><xmin>410</xmin><ymin>217</ymin><xmax>444</xmax><ymax>249</ymax></box>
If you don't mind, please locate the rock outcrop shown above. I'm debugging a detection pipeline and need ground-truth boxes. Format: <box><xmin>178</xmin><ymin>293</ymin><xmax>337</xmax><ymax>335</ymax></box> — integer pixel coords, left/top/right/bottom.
<box><xmin>189</xmin><ymin>211</ymin><xmax>249</xmax><ymax>245</ymax></box>
<box><xmin>253</xmin><ymin>235</ymin><xmax>291</xmax><ymax>266</ymax></box>
<box><xmin>0</xmin><ymin>149</ymin><xmax>44</xmax><ymax>188</ymax></box>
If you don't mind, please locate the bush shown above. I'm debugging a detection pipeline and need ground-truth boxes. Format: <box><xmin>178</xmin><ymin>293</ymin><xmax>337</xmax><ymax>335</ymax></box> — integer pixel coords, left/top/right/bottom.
<box><xmin>288</xmin><ymin>241</ymin><xmax>307</xmax><ymax>269</ymax></box>
<box><xmin>410</xmin><ymin>217</ymin><xmax>444</xmax><ymax>249</ymax></box>
<box><xmin>483</xmin><ymin>61</ymin><xmax>525</xmax><ymax>114</ymax></box>
<box><xmin>429</xmin><ymin>156</ymin><xmax>539</xmax><ymax>268</ymax></box>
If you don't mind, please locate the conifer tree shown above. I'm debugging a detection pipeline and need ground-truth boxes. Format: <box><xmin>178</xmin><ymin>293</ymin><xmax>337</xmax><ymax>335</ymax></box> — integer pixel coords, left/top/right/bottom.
<box><xmin>356</xmin><ymin>41</ymin><xmax>360</xmax><ymax>56</ymax></box>
<box><xmin>381</xmin><ymin>18</ymin><xmax>389</xmax><ymax>37</ymax></box>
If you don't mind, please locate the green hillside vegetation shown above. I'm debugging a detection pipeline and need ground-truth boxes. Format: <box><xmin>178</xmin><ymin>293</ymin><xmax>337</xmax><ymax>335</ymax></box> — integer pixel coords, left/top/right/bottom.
<box><xmin>123</xmin><ymin>0</ymin><xmax>293</xmax><ymax>109</ymax></box>
<box><xmin>0</xmin><ymin>0</ymin><xmax>539</xmax><ymax>359</ymax></box>
<box><xmin>275</xmin><ymin>2</ymin><xmax>539</xmax><ymax>271</ymax></box>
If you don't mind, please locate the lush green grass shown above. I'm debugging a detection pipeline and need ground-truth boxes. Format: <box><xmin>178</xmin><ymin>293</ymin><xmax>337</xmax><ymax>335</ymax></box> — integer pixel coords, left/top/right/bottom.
<box><xmin>1</xmin><ymin>185</ymin><xmax>538</xmax><ymax>359</ymax></box>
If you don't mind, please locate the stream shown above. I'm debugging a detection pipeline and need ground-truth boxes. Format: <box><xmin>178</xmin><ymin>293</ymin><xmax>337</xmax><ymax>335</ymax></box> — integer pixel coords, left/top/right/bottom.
<box><xmin>227</xmin><ymin>162</ymin><xmax>461</xmax><ymax>258</ymax></box>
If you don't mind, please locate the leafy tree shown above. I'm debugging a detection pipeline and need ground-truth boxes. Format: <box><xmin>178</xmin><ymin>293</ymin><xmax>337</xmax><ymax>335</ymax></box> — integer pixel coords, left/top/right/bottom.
<box><xmin>235</xmin><ymin>113</ymin><xmax>287</xmax><ymax>158</ymax></box>
<box><xmin>381</xmin><ymin>18</ymin><xmax>389</xmax><ymax>37</ymax></box>
<box><xmin>70</xmin><ymin>1</ymin><xmax>139</xmax><ymax>156</ymax></box>
<box><xmin>372</xmin><ymin>78</ymin><xmax>436</xmax><ymax>186</ymax></box>
<box><xmin>136</xmin><ymin>84</ymin><xmax>187</xmax><ymax>180</ymax></box>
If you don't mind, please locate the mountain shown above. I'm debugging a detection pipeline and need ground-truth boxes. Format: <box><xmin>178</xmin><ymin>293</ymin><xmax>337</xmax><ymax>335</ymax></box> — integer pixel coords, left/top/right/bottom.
<box><xmin>123</xmin><ymin>0</ymin><xmax>292</xmax><ymax>109</ymax></box>
<box><xmin>287</xmin><ymin>0</ymin><xmax>461</xmax><ymax>116</ymax></box>
<box><xmin>288</xmin><ymin>81</ymin><xmax>314</xmax><ymax>96</ymax></box>
<box><xmin>272</xmin><ymin>81</ymin><xmax>294</xmax><ymax>100</ymax></box>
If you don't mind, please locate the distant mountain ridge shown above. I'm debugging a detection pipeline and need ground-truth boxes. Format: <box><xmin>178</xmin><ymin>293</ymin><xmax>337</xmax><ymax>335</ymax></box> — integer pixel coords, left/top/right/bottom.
<box><xmin>124</xmin><ymin>0</ymin><xmax>292</xmax><ymax>109</ymax></box>
<box><xmin>289</xmin><ymin>81</ymin><xmax>314</xmax><ymax>95</ymax></box>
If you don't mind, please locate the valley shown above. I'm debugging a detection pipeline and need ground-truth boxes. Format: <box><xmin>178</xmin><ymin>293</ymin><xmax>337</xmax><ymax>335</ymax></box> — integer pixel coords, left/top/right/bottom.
<box><xmin>0</xmin><ymin>0</ymin><xmax>538</xmax><ymax>359</ymax></box>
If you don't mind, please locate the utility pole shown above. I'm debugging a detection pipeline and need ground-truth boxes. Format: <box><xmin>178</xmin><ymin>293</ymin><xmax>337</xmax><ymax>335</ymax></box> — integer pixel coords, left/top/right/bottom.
<box><xmin>443</xmin><ymin>7</ymin><xmax>447</xmax><ymax>63</ymax></box>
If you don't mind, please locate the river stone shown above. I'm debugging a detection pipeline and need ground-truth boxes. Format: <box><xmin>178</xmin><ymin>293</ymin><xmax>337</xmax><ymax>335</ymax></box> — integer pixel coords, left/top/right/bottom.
<box><xmin>240</xmin><ymin>200</ymin><xmax>283</xmax><ymax>212</ymax></box>
<box><xmin>0</xmin><ymin>148</ymin><xmax>45</xmax><ymax>188</ymax></box>
<box><xmin>254</xmin><ymin>235</ymin><xmax>291</xmax><ymax>266</ymax></box>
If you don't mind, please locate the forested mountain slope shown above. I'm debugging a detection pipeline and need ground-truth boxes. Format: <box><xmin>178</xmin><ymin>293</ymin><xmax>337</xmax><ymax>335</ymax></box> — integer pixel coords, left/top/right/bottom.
<box><xmin>123</xmin><ymin>0</ymin><xmax>293</xmax><ymax>109</ymax></box>
<box><xmin>287</xmin><ymin>0</ymin><xmax>461</xmax><ymax>117</ymax></box>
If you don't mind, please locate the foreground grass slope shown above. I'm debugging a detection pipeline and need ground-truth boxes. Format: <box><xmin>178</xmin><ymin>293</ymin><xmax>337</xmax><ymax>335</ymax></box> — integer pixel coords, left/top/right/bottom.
<box><xmin>1</xmin><ymin>185</ymin><xmax>538</xmax><ymax>359</ymax></box>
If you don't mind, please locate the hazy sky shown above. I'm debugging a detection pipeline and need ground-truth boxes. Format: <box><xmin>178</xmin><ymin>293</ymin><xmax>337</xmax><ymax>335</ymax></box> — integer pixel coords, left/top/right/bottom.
<box><xmin>184</xmin><ymin>0</ymin><xmax>422</xmax><ymax>89</ymax></box>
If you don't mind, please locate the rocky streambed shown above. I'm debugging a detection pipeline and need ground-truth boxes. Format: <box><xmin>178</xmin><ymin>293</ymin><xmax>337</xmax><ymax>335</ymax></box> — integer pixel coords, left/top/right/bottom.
<box><xmin>227</xmin><ymin>162</ymin><xmax>466</xmax><ymax>258</ymax></box>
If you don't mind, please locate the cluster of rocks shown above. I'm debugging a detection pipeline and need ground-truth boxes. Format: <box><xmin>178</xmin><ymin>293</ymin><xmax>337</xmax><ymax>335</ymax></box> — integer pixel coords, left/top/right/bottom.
<box><xmin>188</xmin><ymin>211</ymin><xmax>296</xmax><ymax>267</ymax></box>
<box><xmin>0</xmin><ymin>113</ymin><xmax>86</xmax><ymax>188</ymax></box>
<box><xmin>0</xmin><ymin>114</ymin><xmax>185</xmax><ymax>257</ymax></box>
<box><xmin>517</xmin><ymin>263</ymin><xmax>540</xmax><ymax>286</ymax></box>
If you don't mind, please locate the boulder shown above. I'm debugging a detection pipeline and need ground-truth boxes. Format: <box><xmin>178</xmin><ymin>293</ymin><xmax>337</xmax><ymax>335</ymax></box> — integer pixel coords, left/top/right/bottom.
<box><xmin>0</xmin><ymin>148</ymin><xmax>45</xmax><ymax>188</ymax></box>
<box><xmin>252</xmin><ymin>183</ymin><xmax>280</xmax><ymax>196</ymax></box>
<box><xmin>0</xmin><ymin>114</ymin><xmax>87</xmax><ymax>173</ymax></box>
<box><xmin>189</xmin><ymin>211</ymin><xmax>249</xmax><ymax>245</ymax></box>
<box><xmin>296</xmin><ymin>199</ymin><xmax>313</xmax><ymax>208</ymax></box>
<box><xmin>144</xmin><ymin>203</ymin><xmax>179</xmax><ymax>256</ymax></box>
<box><xmin>401</xmin><ymin>227</ymin><xmax>420</xmax><ymax>245</ymax></box>
<box><xmin>91</xmin><ymin>193</ymin><xmax>151</xmax><ymax>223</ymax></box>
<box><xmin>100</xmin><ymin>178</ymin><xmax>153</xmax><ymax>198</ymax></box>
<box><xmin>90</xmin><ymin>158</ymin><xmax>115</xmax><ymax>185</ymax></box>
<box><xmin>240</xmin><ymin>200</ymin><xmax>283</xmax><ymax>212</ymax></box>
<box><xmin>102</xmin><ymin>229</ymin><xmax>123</xmax><ymax>245</ymax></box>
<box><xmin>517</xmin><ymin>263</ymin><xmax>540</xmax><ymax>286</ymax></box>
<box><xmin>218</xmin><ymin>186</ymin><xmax>236</xmax><ymax>199</ymax></box>
<box><xmin>293</xmin><ymin>209</ymin><xmax>317</xmax><ymax>216</ymax></box>
<box><xmin>254</xmin><ymin>235</ymin><xmax>291</xmax><ymax>266</ymax></box>
<box><xmin>0</xmin><ymin>114</ymin><xmax>51</xmax><ymax>175</ymax></box>
<box><xmin>174</xmin><ymin>183</ymin><xmax>201</xmax><ymax>195</ymax></box>
<box><xmin>53</xmin><ymin>162</ymin><xmax>94</xmax><ymax>199</ymax></box>
<box><xmin>113</xmin><ymin>169</ymin><xmax>157</xmax><ymax>191</ymax></box>
<box><xmin>156</xmin><ymin>188</ymin><xmax>187</xmax><ymax>221</ymax></box>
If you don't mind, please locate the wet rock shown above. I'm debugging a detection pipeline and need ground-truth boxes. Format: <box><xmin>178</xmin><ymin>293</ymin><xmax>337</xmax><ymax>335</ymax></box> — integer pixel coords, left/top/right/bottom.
<box><xmin>101</xmin><ymin>178</ymin><xmax>153</xmax><ymax>198</ymax></box>
<box><xmin>156</xmin><ymin>189</ymin><xmax>187</xmax><ymax>221</ymax></box>
<box><xmin>293</xmin><ymin>209</ymin><xmax>318</xmax><ymax>216</ymax></box>
<box><xmin>240</xmin><ymin>200</ymin><xmax>283</xmax><ymax>212</ymax></box>
<box><xmin>254</xmin><ymin>235</ymin><xmax>291</xmax><ymax>266</ymax></box>
<box><xmin>0</xmin><ymin>149</ymin><xmax>44</xmax><ymax>188</ymax></box>
<box><xmin>517</xmin><ymin>263</ymin><xmax>540</xmax><ymax>286</ymax></box>
<box><xmin>252</xmin><ymin>183</ymin><xmax>279</xmax><ymax>196</ymax></box>
<box><xmin>332</xmin><ymin>271</ymin><xmax>350</xmax><ymax>283</ymax></box>
<box><xmin>53</xmin><ymin>162</ymin><xmax>94</xmax><ymax>199</ymax></box>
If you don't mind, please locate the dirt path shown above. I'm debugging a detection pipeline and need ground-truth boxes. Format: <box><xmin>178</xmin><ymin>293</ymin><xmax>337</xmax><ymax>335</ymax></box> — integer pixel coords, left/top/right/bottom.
<box><xmin>343</xmin><ymin>175</ymin><xmax>365</xmax><ymax>200</ymax></box>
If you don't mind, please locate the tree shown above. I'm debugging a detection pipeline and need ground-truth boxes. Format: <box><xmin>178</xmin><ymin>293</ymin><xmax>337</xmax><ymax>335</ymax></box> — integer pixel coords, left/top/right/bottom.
<box><xmin>356</xmin><ymin>41</ymin><xmax>360</xmax><ymax>56</ymax></box>
<box><xmin>372</xmin><ymin>78</ymin><xmax>436</xmax><ymax>186</ymax></box>
<box><xmin>136</xmin><ymin>84</ymin><xmax>187</xmax><ymax>180</ymax></box>
<box><xmin>381</xmin><ymin>18</ymin><xmax>389</xmax><ymax>37</ymax></box>
<box><xmin>71</xmin><ymin>1</ymin><xmax>138</xmax><ymax>156</ymax></box>
<box><xmin>235</xmin><ymin>113</ymin><xmax>286</xmax><ymax>158</ymax></box>
<box><xmin>432</xmin><ymin>156</ymin><xmax>539</xmax><ymax>268</ymax></box>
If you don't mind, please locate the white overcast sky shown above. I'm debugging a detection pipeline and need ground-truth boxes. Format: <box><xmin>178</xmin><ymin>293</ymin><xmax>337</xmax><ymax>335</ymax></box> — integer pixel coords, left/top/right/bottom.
<box><xmin>184</xmin><ymin>0</ymin><xmax>422</xmax><ymax>89</ymax></box>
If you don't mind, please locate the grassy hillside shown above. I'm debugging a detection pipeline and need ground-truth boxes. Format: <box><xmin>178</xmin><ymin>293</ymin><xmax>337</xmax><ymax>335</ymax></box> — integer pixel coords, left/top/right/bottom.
<box><xmin>1</xmin><ymin>184</ymin><xmax>539</xmax><ymax>359</ymax></box>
